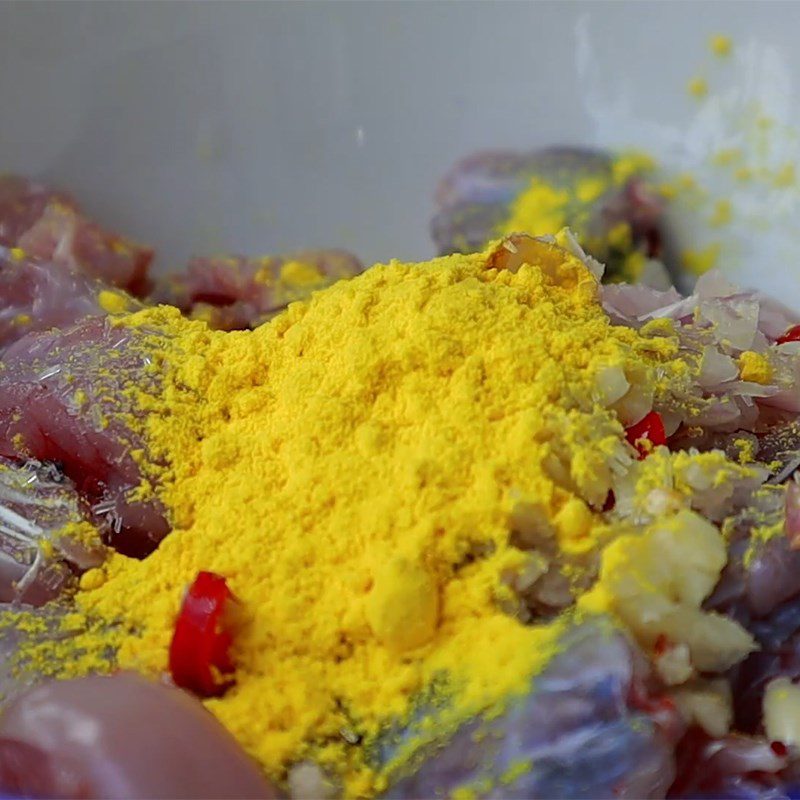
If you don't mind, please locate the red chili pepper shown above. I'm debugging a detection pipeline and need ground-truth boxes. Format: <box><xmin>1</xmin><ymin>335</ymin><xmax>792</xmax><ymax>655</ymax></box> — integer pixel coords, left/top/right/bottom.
<box><xmin>777</xmin><ymin>324</ymin><xmax>800</xmax><ymax>345</ymax></box>
<box><xmin>625</xmin><ymin>411</ymin><xmax>666</xmax><ymax>459</ymax></box>
<box><xmin>169</xmin><ymin>571</ymin><xmax>237</xmax><ymax>697</ymax></box>
<box><xmin>653</xmin><ymin>633</ymin><xmax>670</xmax><ymax>656</ymax></box>
<box><xmin>771</xmin><ymin>741</ymin><xmax>789</xmax><ymax>758</ymax></box>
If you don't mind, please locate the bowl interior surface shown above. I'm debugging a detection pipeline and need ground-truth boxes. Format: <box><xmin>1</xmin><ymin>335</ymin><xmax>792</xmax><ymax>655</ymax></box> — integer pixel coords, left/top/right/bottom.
<box><xmin>1</xmin><ymin>1</ymin><xmax>800</xmax><ymax>303</ymax></box>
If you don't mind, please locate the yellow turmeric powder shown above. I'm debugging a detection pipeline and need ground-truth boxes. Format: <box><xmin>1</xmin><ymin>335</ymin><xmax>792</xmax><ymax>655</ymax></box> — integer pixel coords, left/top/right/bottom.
<box><xmin>24</xmin><ymin>238</ymin><xmax>687</xmax><ymax>795</ymax></box>
<box><xmin>97</xmin><ymin>289</ymin><xmax>132</xmax><ymax>315</ymax></box>
<box><xmin>498</xmin><ymin>152</ymin><xmax>658</xmax><ymax>283</ymax></box>
<box><xmin>738</xmin><ymin>350</ymin><xmax>774</xmax><ymax>385</ymax></box>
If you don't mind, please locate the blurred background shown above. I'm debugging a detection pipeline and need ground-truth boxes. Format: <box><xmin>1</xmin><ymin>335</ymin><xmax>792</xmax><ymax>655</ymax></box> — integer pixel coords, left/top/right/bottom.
<box><xmin>2</xmin><ymin>1</ymin><xmax>800</xmax><ymax>301</ymax></box>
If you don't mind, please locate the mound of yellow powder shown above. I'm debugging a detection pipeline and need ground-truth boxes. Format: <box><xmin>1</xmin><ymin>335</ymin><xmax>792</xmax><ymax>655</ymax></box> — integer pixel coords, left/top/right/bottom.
<box><xmin>49</xmin><ymin>238</ymin><xmax>681</xmax><ymax>794</ymax></box>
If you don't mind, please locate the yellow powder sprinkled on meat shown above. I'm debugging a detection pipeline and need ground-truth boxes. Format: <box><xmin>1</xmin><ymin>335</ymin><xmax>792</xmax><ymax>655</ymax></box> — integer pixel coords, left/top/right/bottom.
<box><xmin>17</xmin><ymin>238</ymin><xmax>691</xmax><ymax>795</ymax></box>
<box><xmin>498</xmin><ymin>151</ymin><xmax>657</xmax><ymax>284</ymax></box>
<box><xmin>733</xmin><ymin>437</ymin><xmax>757</xmax><ymax>465</ymax></box>
<box><xmin>736</xmin><ymin>485</ymin><xmax>787</xmax><ymax>568</ymax></box>
<box><xmin>9</xmin><ymin>248</ymin><xmax>25</xmax><ymax>262</ymax></box>
<box><xmin>55</xmin><ymin>519</ymin><xmax>101</xmax><ymax>549</ymax></box>
<box><xmin>575</xmin><ymin>176</ymin><xmax>607</xmax><ymax>203</ymax></box>
<box><xmin>738</xmin><ymin>351</ymin><xmax>773</xmax><ymax>384</ymax></box>
<box><xmin>500</xmin><ymin>181</ymin><xmax>570</xmax><ymax>237</ymax></box>
<box><xmin>613</xmin><ymin>448</ymin><xmax>763</xmax><ymax>526</ymax></box>
<box><xmin>97</xmin><ymin>289</ymin><xmax>131</xmax><ymax>315</ymax></box>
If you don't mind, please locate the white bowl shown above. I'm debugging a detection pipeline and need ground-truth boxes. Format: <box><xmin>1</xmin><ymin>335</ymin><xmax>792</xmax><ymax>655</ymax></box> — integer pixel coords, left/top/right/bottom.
<box><xmin>2</xmin><ymin>1</ymin><xmax>800</xmax><ymax>303</ymax></box>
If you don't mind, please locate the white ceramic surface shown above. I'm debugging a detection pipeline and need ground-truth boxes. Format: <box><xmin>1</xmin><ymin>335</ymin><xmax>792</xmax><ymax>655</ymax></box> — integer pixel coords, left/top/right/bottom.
<box><xmin>1</xmin><ymin>1</ymin><xmax>800</xmax><ymax>303</ymax></box>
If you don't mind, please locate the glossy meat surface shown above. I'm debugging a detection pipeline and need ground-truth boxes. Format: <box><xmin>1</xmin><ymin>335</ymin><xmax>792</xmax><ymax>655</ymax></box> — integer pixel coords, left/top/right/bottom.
<box><xmin>0</xmin><ymin>247</ymin><xmax>140</xmax><ymax>350</ymax></box>
<box><xmin>0</xmin><ymin>673</ymin><xmax>280</xmax><ymax>799</ymax></box>
<box><xmin>151</xmin><ymin>249</ymin><xmax>363</xmax><ymax>330</ymax></box>
<box><xmin>380</xmin><ymin>620</ymin><xmax>678</xmax><ymax>799</ymax></box>
<box><xmin>0</xmin><ymin>458</ymin><xmax>103</xmax><ymax>605</ymax></box>
<box><xmin>0</xmin><ymin>317</ymin><xmax>168</xmax><ymax>556</ymax></box>
<box><xmin>0</xmin><ymin>175</ymin><xmax>153</xmax><ymax>295</ymax></box>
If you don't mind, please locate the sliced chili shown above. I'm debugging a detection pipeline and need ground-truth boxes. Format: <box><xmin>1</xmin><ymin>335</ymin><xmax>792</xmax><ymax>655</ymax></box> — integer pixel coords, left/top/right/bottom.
<box><xmin>777</xmin><ymin>324</ymin><xmax>800</xmax><ymax>345</ymax></box>
<box><xmin>625</xmin><ymin>410</ymin><xmax>666</xmax><ymax>459</ymax></box>
<box><xmin>169</xmin><ymin>571</ymin><xmax>237</xmax><ymax>697</ymax></box>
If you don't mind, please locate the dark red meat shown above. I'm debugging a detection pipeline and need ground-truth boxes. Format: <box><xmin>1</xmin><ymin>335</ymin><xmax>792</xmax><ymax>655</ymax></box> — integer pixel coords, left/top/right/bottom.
<box><xmin>380</xmin><ymin>621</ymin><xmax>680</xmax><ymax>799</ymax></box>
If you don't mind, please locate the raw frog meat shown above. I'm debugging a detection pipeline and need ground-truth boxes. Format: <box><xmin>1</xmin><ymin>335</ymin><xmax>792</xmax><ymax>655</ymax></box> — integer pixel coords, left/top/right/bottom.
<box><xmin>0</xmin><ymin>458</ymin><xmax>104</xmax><ymax>606</ymax></box>
<box><xmin>151</xmin><ymin>249</ymin><xmax>363</xmax><ymax>330</ymax></box>
<box><xmin>377</xmin><ymin>619</ymin><xmax>679</xmax><ymax>799</ymax></box>
<box><xmin>0</xmin><ymin>175</ymin><xmax>153</xmax><ymax>295</ymax></box>
<box><xmin>0</xmin><ymin>246</ymin><xmax>141</xmax><ymax>351</ymax></box>
<box><xmin>431</xmin><ymin>147</ymin><xmax>668</xmax><ymax>284</ymax></box>
<box><xmin>0</xmin><ymin>317</ymin><xmax>169</xmax><ymax>557</ymax></box>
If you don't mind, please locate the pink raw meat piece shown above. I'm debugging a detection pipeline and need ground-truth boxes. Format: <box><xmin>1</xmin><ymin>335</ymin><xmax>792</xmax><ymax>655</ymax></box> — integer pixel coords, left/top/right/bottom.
<box><xmin>0</xmin><ymin>174</ymin><xmax>154</xmax><ymax>295</ymax></box>
<box><xmin>0</xmin><ymin>247</ymin><xmax>141</xmax><ymax>350</ymax></box>
<box><xmin>0</xmin><ymin>673</ymin><xmax>281</xmax><ymax>799</ymax></box>
<box><xmin>668</xmin><ymin>726</ymin><xmax>789</xmax><ymax>798</ymax></box>
<box><xmin>0</xmin><ymin>317</ymin><xmax>169</xmax><ymax>557</ymax></box>
<box><xmin>0</xmin><ymin>457</ymin><xmax>105</xmax><ymax>606</ymax></box>
<box><xmin>0</xmin><ymin>175</ymin><xmax>74</xmax><ymax>243</ymax></box>
<box><xmin>152</xmin><ymin>248</ymin><xmax>363</xmax><ymax>330</ymax></box>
